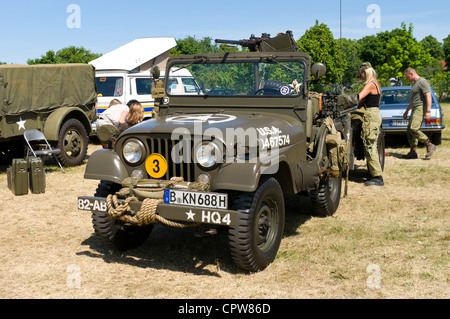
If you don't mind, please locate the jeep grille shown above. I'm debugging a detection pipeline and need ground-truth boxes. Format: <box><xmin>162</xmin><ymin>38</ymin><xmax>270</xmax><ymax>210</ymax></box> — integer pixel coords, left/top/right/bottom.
<box><xmin>145</xmin><ymin>136</ymin><xmax>195</xmax><ymax>182</ymax></box>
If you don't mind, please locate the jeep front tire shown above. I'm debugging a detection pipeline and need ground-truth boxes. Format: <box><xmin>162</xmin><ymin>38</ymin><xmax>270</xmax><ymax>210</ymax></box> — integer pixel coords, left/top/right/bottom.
<box><xmin>92</xmin><ymin>181</ymin><xmax>153</xmax><ymax>251</ymax></box>
<box><xmin>228</xmin><ymin>176</ymin><xmax>285</xmax><ymax>272</ymax></box>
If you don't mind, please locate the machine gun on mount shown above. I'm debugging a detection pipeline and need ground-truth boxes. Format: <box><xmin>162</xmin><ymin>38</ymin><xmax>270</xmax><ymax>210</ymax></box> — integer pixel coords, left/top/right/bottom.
<box><xmin>215</xmin><ymin>30</ymin><xmax>299</xmax><ymax>52</ymax></box>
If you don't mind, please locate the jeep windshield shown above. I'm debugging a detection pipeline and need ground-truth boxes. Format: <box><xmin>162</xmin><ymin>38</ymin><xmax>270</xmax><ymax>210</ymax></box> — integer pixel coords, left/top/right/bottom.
<box><xmin>167</xmin><ymin>55</ymin><xmax>306</xmax><ymax>97</ymax></box>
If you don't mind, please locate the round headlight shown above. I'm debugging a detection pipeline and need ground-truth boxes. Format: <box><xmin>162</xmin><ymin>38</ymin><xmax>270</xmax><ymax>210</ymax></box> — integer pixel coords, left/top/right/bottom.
<box><xmin>195</xmin><ymin>141</ymin><xmax>222</xmax><ymax>169</ymax></box>
<box><xmin>123</xmin><ymin>139</ymin><xmax>145</xmax><ymax>164</ymax></box>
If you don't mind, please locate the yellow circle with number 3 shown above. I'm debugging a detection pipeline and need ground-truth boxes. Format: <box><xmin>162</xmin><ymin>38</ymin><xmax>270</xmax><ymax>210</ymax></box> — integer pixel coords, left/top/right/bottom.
<box><xmin>145</xmin><ymin>153</ymin><xmax>168</xmax><ymax>179</ymax></box>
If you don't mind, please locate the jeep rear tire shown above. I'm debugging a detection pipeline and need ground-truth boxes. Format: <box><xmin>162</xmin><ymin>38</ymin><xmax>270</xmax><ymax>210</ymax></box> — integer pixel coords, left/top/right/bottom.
<box><xmin>310</xmin><ymin>172</ymin><xmax>342</xmax><ymax>217</ymax></box>
<box><xmin>57</xmin><ymin>118</ymin><xmax>88</xmax><ymax>167</ymax></box>
<box><xmin>228</xmin><ymin>176</ymin><xmax>285</xmax><ymax>272</ymax></box>
<box><xmin>92</xmin><ymin>180</ymin><xmax>153</xmax><ymax>251</ymax></box>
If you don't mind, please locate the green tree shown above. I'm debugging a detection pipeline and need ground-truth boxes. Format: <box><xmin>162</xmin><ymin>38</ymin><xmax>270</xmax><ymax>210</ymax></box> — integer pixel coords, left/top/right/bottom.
<box><xmin>297</xmin><ymin>21</ymin><xmax>347</xmax><ymax>84</ymax></box>
<box><xmin>357</xmin><ymin>34</ymin><xmax>387</xmax><ymax>70</ymax></box>
<box><xmin>380</xmin><ymin>23</ymin><xmax>433</xmax><ymax>81</ymax></box>
<box><xmin>420</xmin><ymin>35</ymin><xmax>444</xmax><ymax>60</ymax></box>
<box><xmin>341</xmin><ymin>38</ymin><xmax>363</xmax><ymax>85</ymax></box>
<box><xmin>27</xmin><ymin>46</ymin><xmax>101</xmax><ymax>64</ymax></box>
<box><xmin>443</xmin><ymin>34</ymin><xmax>450</xmax><ymax>69</ymax></box>
<box><xmin>357</xmin><ymin>23</ymin><xmax>433</xmax><ymax>84</ymax></box>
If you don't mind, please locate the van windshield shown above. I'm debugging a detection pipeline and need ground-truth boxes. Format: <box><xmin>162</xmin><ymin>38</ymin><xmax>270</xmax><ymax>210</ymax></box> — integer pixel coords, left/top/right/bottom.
<box><xmin>167</xmin><ymin>60</ymin><xmax>306</xmax><ymax>97</ymax></box>
<box><xmin>96</xmin><ymin>77</ymin><xmax>123</xmax><ymax>97</ymax></box>
<box><xmin>136</xmin><ymin>78</ymin><xmax>161</xmax><ymax>95</ymax></box>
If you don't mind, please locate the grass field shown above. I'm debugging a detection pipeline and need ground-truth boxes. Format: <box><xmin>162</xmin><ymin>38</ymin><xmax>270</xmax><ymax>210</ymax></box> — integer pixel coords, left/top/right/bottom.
<box><xmin>0</xmin><ymin>104</ymin><xmax>448</xmax><ymax>299</ymax></box>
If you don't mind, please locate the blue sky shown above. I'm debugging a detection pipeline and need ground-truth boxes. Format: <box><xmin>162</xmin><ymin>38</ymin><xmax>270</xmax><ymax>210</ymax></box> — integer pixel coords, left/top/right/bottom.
<box><xmin>1</xmin><ymin>0</ymin><xmax>449</xmax><ymax>64</ymax></box>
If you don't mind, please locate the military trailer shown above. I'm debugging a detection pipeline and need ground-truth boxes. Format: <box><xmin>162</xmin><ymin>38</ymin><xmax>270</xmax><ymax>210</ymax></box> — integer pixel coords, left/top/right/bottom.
<box><xmin>78</xmin><ymin>32</ymin><xmax>359</xmax><ymax>272</ymax></box>
<box><xmin>0</xmin><ymin>64</ymin><xmax>97</xmax><ymax>166</ymax></box>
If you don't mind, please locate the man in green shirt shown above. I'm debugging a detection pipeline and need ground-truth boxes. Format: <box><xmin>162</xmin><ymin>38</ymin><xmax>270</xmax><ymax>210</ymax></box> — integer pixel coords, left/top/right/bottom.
<box><xmin>402</xmin><ymin>68</ymin><xmax>437</xmax><ymax>159</ymax></box>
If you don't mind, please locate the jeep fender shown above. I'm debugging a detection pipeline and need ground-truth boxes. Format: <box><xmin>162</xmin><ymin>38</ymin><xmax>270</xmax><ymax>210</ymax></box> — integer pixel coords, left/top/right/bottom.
<box><xmin>84</xmin><ymin>149</ymin><xmax>128</xmax><ymax>184</ymax></box>
<box><xmin>212</xmin><ymin>153</ymin><xmax>289</xmax><ymax>193</ymax></box>
<box><xmin>43</xmin><ymin>107</ymin><xmax>91</xmax><ymax>141</ymax></box>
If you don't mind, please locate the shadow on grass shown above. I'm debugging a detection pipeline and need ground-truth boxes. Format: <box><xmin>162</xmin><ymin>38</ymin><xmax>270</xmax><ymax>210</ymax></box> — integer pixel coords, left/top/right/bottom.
<box><xmin>78</xmin><ymin>193</ymin><xmax>315</xmax><ymax>276</ymax></box>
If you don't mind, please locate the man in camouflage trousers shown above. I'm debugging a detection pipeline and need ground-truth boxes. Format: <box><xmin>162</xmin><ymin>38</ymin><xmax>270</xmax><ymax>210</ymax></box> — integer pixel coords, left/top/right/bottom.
<box><xmin>402</xmin><ymin>68</ymin><xmax>437</xmax><ymax>159</ymax></box>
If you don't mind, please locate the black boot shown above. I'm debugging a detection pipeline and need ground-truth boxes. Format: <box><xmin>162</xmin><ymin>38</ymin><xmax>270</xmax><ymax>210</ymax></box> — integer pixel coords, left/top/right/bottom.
<box><xmin>402</xmin><ymin>147</ymin><xmax>418</xmax><ymax>159</ymax></box>
<box><xmin>364</xmin><ymin>176</ymin><xmax>384</xmax><ymax>186</ymax></box>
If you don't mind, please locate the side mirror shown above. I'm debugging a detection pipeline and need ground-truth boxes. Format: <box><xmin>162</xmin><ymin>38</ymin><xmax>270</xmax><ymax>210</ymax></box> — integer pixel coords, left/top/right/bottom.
<box><xmin>151</xmin><ymin>66</ymin><xmax>160</xmax><ymax>80</ymax></box>
<box><xmin>311</xmin><ymin>63</ymin><xmax>327</xmax><ymax>80</ymax></box>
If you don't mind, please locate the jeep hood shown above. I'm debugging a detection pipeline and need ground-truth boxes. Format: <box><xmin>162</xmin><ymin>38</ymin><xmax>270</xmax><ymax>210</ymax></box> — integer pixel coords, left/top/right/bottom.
<box><xmin>121</xmin><ymin>110</ymin><xmax>303</xmax><ymax>140</ymax></box>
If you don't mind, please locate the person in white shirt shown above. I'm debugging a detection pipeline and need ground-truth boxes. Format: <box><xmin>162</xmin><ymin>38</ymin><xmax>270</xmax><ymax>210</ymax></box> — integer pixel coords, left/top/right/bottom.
<box><xmin>96</xmin><ymin>102</ymin><xmax>129</xmax><ymax>132</ymax></box>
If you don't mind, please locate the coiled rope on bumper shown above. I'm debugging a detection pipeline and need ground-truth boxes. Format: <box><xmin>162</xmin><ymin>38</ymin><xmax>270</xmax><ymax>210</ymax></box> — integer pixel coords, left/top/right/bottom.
<box><xmin>106</xmin><ymin>176</ymin><xmax>201</xmax><ymax>228</ymax></box>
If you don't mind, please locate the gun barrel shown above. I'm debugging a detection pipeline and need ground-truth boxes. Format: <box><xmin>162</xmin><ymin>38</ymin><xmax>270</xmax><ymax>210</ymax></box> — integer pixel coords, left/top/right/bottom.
<box><xmin>215</xmin><ymin>39</ymin><xmax>247</xmax><ymax>46</ymax></box>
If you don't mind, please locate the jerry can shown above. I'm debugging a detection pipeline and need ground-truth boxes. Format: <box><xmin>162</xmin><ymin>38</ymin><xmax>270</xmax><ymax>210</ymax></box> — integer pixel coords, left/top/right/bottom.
<box><xmin>27</xmin><ymin>156</ymin><xmax>46</xmax><ymax>194</ymax></box>
<box><xmin>7</xmin><ymin>158</ymin><xmax>29</xmax><ymax>196</ymax></box>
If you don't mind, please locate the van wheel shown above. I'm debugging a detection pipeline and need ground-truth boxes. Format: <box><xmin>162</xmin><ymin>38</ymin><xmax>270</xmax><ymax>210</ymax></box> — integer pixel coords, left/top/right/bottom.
<box><xmin>92</xmin><ymin>181</ymin><xmax>153</xmax><ymax>251</ymax></box>
<box><xmin>57</xmin><ymin>118</ymin><xmax>88</xmax><ymax>166</ymax></box>
<box><xmin>228</xmin><ymin>176</ymin><xmax>285</xmax><ymax>272</ymax></box>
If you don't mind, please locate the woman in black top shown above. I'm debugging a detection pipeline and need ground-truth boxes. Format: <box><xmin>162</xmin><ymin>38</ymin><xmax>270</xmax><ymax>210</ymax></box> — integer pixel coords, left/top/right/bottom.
<box><xmin>357</xmin><ymin>62</ymin><xmax>384</xmax><ymax>186</ymax></box>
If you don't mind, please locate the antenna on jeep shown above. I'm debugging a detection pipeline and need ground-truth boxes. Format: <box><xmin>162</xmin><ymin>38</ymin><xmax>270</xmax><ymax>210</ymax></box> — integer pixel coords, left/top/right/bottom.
<box><xmin>340</xmin><ymin>0</ymin><xmax>343</xmax><ymax>93</ymax></box>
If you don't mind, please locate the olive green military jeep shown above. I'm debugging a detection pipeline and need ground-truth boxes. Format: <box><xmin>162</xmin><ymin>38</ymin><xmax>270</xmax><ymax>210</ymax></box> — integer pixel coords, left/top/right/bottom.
<box><xmin>78</xmin><ymin>32</ymin><xmax>359</xmax><ymax>272</ymax></box>
<box><xmin>0</xmin><ymin>64</ymin><xmax>97</xmax><ymax>166</ymax></box>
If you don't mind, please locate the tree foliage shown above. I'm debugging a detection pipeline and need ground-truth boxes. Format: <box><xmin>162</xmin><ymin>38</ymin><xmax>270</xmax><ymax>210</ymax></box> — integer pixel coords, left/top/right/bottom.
<box><xmin>443</xmin><ymin>34</ymin><xmax>450</xmax><ymax>69</ymax></box>
<box><xmin>420</xmin><ymin>35</ymin><xmax>444</xmax><ymax>60</ymax></box>
<box><xmin>297</xmin><ymin>21</ymin><xmax>347</xmax><ymax>84</ymax></box>
<box><xmin>27</xmin><ymin>46</ymin><xmax>101</xmax><ymax>65</ymax></box>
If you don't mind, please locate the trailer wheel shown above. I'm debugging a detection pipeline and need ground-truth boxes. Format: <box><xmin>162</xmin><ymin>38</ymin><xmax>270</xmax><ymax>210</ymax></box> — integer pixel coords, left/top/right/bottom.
<box><xmin>57</xmin><ymin>118</ymin><xmax>89</xmax><ymax>167</ymax></box>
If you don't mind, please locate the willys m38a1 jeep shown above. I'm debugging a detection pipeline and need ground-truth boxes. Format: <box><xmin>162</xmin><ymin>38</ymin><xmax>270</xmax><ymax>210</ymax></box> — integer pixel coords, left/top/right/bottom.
<box><xmin>78</xmin><ymin>31</ymin><xmax>361</xmax><ymax>272</ymax></box>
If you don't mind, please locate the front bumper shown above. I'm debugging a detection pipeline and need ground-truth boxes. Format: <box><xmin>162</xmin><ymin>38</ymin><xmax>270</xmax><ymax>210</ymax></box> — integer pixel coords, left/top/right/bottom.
<box><xmin>382</xmin><ymin>122</ymin><xmax>445</xmax><ymax>134</ymax></box>
<box><xmin>78</xmin><ymin>196</ymin><xmax>237</xmax><ymax>227</ymax></box>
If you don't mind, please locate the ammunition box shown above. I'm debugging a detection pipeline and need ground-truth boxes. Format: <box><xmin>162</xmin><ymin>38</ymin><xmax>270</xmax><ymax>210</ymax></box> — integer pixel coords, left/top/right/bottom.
<box><xmin>7</xmin><ymin>158</ymin><xmax>29</xmax><ymax>196</ymax></box>
<box><xmin>27</xmin><ymin>156</ymin><xmax>46</xmax><ymax>194</ymax></box>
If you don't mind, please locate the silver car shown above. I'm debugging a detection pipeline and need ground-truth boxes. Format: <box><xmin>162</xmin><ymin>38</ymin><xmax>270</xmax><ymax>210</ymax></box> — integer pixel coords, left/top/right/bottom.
<box><xmin>380</xmin><ymin>86</ymin><xmax>445</xmax><ymax>144</ymax></box>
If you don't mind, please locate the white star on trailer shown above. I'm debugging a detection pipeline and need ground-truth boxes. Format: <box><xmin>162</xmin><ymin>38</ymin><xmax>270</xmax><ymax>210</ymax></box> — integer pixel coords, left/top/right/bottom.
<box><xmin>17</xmin><ymin>117</ymin><xmax>26</xmax><ymax>130</ymax></box>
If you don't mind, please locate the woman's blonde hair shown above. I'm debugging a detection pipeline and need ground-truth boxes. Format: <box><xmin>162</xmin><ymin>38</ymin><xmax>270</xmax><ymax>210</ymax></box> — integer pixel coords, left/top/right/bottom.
<box><xmin>127</xmin><ymin>102</ymin><xmax>144</xmax><ymax>125</ymax></box>
<box><xmin>363</xmin><ymin>67</ymin><xmax>378</xmax><ymax>84</ymax></box>
<box><xmin>358</xmin><ymin>62</ymin><xmax>378</xmax><ymax>84</ymax></box>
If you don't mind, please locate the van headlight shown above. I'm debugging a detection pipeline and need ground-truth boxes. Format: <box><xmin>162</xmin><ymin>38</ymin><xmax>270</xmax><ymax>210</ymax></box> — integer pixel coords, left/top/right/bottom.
<box><xmin>195</xmin><ymin>141</ymin><xmax>223</xmax><ymax>169</ymax></box>
<box><xmin>123</xmin><ymin>138</ymin><xmax>145</xmax><ymax>164</ymax></box>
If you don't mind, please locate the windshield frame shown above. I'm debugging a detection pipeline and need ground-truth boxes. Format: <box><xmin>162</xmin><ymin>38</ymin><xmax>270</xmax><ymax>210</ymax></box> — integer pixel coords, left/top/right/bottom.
<box><xmin>165</xmin><ymin>52</ymin><xmax>310</xmax><ymax>100</ymax></box>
